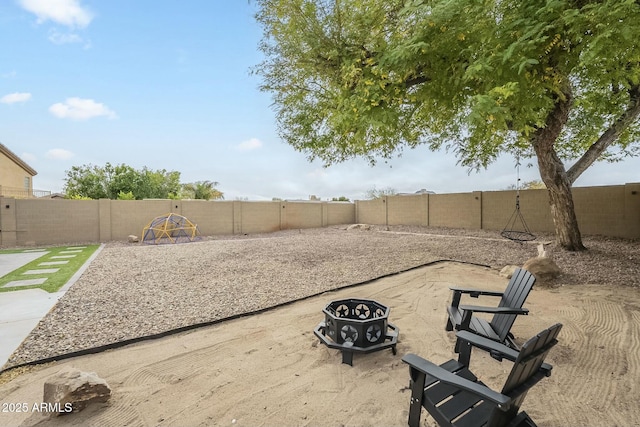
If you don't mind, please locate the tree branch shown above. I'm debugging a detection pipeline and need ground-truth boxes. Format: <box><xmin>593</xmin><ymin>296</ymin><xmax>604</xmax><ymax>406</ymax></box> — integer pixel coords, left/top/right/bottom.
<box><xmin>405</xmin><ymin>75</ymin><xmax>430</xmax><ymax>87</ymax></box>
<box><xmin>567</xmin><ymin>85</ymin><xmax>640</xmax><ymax>184</ymax></box>
<box><xmin>533</xmin><ymin>88</ymin><xmax>573</xmax><ymax>151</ymax></box>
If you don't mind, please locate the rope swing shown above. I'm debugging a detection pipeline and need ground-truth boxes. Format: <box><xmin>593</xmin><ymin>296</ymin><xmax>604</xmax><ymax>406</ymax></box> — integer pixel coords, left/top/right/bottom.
<box><xmin>501</xmin><ymin>156</ymin><xmax>536</xmax><ymax>243</ymax></box>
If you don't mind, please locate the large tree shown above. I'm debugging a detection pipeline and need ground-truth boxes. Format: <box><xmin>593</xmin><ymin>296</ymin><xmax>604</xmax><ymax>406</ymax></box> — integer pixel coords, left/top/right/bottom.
<box><xmin>253</xmin><ymin>0</ymin><xmax>640</xmax><ymax>250</ymax></box>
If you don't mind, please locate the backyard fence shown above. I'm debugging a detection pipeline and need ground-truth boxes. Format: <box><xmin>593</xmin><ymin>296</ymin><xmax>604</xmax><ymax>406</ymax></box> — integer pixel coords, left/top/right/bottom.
<box><xmin>0</xmin><ymin>182</ymin><xmax>638</xmax><ymax>247</ymax></box>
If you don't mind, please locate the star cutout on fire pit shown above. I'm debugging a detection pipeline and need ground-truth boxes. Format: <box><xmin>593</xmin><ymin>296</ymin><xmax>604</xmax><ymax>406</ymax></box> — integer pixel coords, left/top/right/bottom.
<box><xmin>366</xmin><ymin>324</ymin><xmax>382</xmax><ymax>342</ymax></box>
<box><xmin>340</xmin><ymin>325</ymin><xmax>358</xmax><ymax>342</ymax></box>
<box><xmin>355</xmin><ymin>303</ymin><xmax>371</xmax><ymax>319</ymax></box>
<box><xmin>336</xmin><ymin>304</ymin><xmax>350</xmax><ymax>318</ymax></box>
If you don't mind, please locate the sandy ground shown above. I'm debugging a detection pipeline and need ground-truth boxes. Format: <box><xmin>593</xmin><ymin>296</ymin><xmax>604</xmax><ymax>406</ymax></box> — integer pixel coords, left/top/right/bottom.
<box><xmin>1</xmin><ymin>261</ymin><xmax>639</xmax><ymax>427</ymax></box>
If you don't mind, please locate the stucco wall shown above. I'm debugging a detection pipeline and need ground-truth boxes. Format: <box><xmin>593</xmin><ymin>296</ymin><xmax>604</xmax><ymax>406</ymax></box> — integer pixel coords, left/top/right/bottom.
<box><xmin>0</xmin><ymin>153</ymin><xmax>34</xmax><ymax>194</ymax></box>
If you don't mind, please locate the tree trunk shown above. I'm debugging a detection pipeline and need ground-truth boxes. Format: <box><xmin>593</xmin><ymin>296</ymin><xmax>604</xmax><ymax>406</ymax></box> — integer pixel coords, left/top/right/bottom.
<box><xmin>535</xmin><ymin>147</ymin><xmax>586</xmax><ymax>251</ymax></box>
<box><xmin>531</xmin><ymin>85</ymin><xmax>640</xmax><ymax>251</ymax></box>
<box><xmin>532</xmin><ymin>92</ymin><xmax>587</xmax><ymax>251</ymax></box>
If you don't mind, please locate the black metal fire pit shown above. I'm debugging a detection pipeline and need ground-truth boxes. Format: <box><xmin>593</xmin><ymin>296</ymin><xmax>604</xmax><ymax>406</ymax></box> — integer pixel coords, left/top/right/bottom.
<box><xmin>313</xmin><ymin>298</ymin><xmax>399</xmax><ymax>366</ymax></box>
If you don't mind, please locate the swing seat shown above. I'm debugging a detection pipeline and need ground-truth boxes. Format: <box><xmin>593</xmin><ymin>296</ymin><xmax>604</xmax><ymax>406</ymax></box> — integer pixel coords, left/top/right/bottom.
<box><xmin>502</xmin><ymin>197</ymin><xmax>536</xmax><ymax>243</ymax></box>
<box><xmin>502</xmin><ymin>157</ymin><xmax>537</xmax><ymax>243</ymax></box>
<box><xmin>501</xmin><ymin>230</ymin><xmax>536</xmax><ymax>242</ymax></box>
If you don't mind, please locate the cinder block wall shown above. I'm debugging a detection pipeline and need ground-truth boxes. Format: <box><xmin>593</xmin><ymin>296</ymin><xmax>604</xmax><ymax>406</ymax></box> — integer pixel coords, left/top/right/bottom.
<box><xmin>0</xmin><ymin>198</ymin><xmax>18</xmax><ymax>246</ymax></box>
<box><xmin>109</xmin><ymin>199</ymin><xmax>174</xmax><ymax>240</ymax></box>
<box><xmin>282</xmin><ymin>202</ymin><xmax>323</xmax><ymax>229</ymax></box>
<box><xmin>355</xmin><ymin>198</ymin><xmax>387</xmax><ymax>225</ymax></box>
<box><xmin>387</xmin><ymin>194</ymin><xmax>428</xmax><ymax>226</ymax></box>
<box><xmin>428</xmin><ymin>192</ymin><xmax>481</xmax><ymax>229</ymax></box>
<box><xmin>326</xmin><ymin>202</ymin><xmax>356</xmax><ymax>225</ymax></box>
<box><xmin>16</xmin><ymin>198</ymin><xmax>100</xmax><ymax>245</ymax></box>
<box><xmin>572</xmin><ymin>184</ymin><xmax>639</xmax><ymax>238</ymax></box>
<box><xmin>482</xmin><ymin>189</ymin><xmax>553</xmax><ymax>232</ymax></box>
<box><xmin>181</xmin><ymin>200</ymin><xmax>234</xmax><ymax>236</ymax></box>
<box><xmin>623</xmin><ymin>183</ymin><xmax>640</xmax><ymax>239</ymax></box>
<box><xmin>1</xmin><ymin>183</ymin><xmax>638</xmax><ymax>247</ymax></box>
<box><xmin>236</xmin><ymin>201</ymin><xmax>281</xmax><ymax>234</ymax></box>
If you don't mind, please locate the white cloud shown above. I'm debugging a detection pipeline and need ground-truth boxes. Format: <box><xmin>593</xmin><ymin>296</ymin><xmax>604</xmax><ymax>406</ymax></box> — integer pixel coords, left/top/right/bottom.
<box><xmin>48</xmin><ymin>29</ymin><xmax>82</xmax><ymax>44</ymax></box>
<box><xmin>19</xmin><ymin>0</ymin><xmax>94</xmax><ymax>28</ymax></box>
<box><xmin>49</xmin><ymin>97</ymin><xmax>117</xmax><ymax>120</ymax></box>
<box><xmin>1</xmin><ymin>92</ymin><xmax>32</xmax><ymax>104</ymax></box>
<box><xmin>46</xmin><ymin>148</ymin><xmax>74</xmax><ymax>160</ymax></box>
<box><xmin>236</xmin><ymin>138</ymin><xmax>263</xmax><ymax>152</ymax></box>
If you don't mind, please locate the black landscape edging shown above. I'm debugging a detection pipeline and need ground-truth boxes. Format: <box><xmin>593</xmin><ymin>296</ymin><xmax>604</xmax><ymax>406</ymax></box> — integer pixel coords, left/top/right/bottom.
<box><xmin>0</xmin><ymin>259</ymin><xmax>490</xmax><ymax>375</ymax></box>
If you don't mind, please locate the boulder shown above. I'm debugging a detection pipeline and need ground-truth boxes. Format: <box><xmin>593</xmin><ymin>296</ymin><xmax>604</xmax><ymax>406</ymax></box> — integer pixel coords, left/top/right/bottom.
<box><xmin>128</xmin><ymin>234</ymin><xmax>139</xmax><ymax>243</ymax></box>
<box><xmin>43</xmin><ymin>367</ymin><xmax>111</xmax><ymax>416</ymax></box>
<box><xmin>499</xmin><ymin>265</ymin><xmax>519</xmax><ymax>279</ymax></box>
<box><xmin>522</xmin><ymin>257</ymin><xmax>561</xmax><ymax>282</ymax></box>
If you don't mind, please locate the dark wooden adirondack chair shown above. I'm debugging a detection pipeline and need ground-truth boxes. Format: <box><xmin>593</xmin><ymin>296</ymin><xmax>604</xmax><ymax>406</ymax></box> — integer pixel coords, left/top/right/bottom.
<box><xmin>446</xmin><ymin>268</ymin><xmax>536</xmax><ymax>349</ymax></box>
<box><xmin>402</xmin><ymin>323</ymin><xmax>562</xmax><ymax>427</ymax></box>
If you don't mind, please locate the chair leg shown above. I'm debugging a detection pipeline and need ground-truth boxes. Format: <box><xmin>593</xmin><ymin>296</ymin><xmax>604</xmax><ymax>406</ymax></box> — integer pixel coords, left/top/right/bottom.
<box><xmin>456</xmin><ymin>338</ymin><xmax>472</xmax><ymax>366</ymax></box>
<box><xmin>446</xmin><ymin>317</ymin><xmax>454</xmax><ymax>331</ymax></box>
<box><xmin>407</xmin><ymin>368</ymin><xmax>427</xmax><ymax>427</ymax></box>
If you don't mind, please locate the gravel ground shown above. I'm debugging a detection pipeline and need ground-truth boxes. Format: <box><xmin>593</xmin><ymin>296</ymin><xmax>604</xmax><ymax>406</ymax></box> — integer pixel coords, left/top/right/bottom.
<box><xmin>5</xmin><ymin>225</ymin><xmax>639</xmax><ymax>368</ymax></box>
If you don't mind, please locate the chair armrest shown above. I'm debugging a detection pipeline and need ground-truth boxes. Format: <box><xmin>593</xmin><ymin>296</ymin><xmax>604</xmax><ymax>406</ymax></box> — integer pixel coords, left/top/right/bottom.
<box><xmin>459</xmin><ymin>305</ymin><xmax>529</xmax><ymax>315</ymax></box>
<box><xmin>449</xmin><ymin>287</ymin><xmax>504</xmax><ymax>298</ymax></box>
<box><xmin>402</xmin><ymin>353</ymin><xmax>511</xmax><ymax>407</ymax></box>
<box><xmin>456</xmin><ymin>331</ymin><xmax>553</xmax><ymax>372</ymax></box>
<box><xmin>449</xmin><ymin>287</ymin><xmax>504</xmax><ymax>308</ymax></box>
<box><xmin>456</xmin><ymin>331</ymin><xmax>519</xmax><ymax>361</ymax></box>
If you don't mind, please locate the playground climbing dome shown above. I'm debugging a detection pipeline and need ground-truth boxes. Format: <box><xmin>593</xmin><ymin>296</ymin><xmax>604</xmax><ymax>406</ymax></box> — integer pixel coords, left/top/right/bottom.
<box><xmin>142</xmin><ymin>213</ymin><xmax>202</xmax><ymax>244</ymax></box>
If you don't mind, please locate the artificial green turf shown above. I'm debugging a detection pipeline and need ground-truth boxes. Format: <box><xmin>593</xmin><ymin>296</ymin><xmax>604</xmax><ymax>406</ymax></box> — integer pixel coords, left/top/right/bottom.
<box><xmin>0</xmin><ymin>245</ymin><xmax>100</xmax><ymax>293</ymax></box>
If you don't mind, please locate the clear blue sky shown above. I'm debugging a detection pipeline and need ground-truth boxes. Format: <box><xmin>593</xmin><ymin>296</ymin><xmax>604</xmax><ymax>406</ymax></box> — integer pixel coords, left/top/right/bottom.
<box><xmin>1</xmin><ymin>0</ymin><xmax>638</xmax><ymax>200</ymax></box>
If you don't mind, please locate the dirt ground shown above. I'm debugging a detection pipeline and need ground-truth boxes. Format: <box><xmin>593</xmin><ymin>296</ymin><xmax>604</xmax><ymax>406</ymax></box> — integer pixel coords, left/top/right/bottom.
<box><xmin>1</xmin><ymin>261</ymin><xmax>639</xmax><ymax>427</ymax></box>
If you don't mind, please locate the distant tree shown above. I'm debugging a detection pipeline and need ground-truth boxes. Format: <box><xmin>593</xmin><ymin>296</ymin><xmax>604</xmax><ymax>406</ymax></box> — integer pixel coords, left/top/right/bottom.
<box><xmin>272</xmin><ymin>197</ymin><xmax>283</xmax><ymax>201</ymax></box>
<box><xmin>105</xmin><ymin>164</ymin><xmax>140</xmax><ymax>199</ymax></box>
<box><xmin>331</xmin><ymin>196</ymin><xmax>350</xmax><ymax>201</ymax></box>
<box><xmin>364</xmin><ymin>186</ymin><xmax>397</xmax><ymax>199</ymax></box>
<box><xmin>180</xmin><ymin>181</ymin><xmax>224</xmax><ymax>200</ymax></box>
<box><xmin>117</xmin><ymin>191</ymin><xmax>136</xmax><ymax>200</ymax></box>
<box><xmin>64</xmin><ymin>163</ymin><xmax>182</xmax><ymax>200</ymax></box>
<box><xmin>144</xmin><ymin>168</ymin><xmax>181</xmax><ymax>199</ymax></box>
<box><xmin>65</xmin><ymin>194</ymin><xmax>92</xmax><ymax>200</ymax></box>
<box><xmin>64</xmin><ymin>164</ymin><xmax>109</xmax><ymax>199</ymax></box>
<box><xmin>505</xmin><ymin>180</ymin><xmax>546</xmax><ymax>190</ymax></box>
<box><xmin>254</xmin><ymin>0</ymin><xmax>640</xmax><ymax>251</ymax></box>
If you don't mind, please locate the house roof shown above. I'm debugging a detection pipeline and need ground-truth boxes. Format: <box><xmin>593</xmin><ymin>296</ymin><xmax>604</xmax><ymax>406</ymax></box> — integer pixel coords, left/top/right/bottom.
<box><xmin>0</xmin><ymin>142</ymin><xmax>37</xmax><ymax>176</ymax></box>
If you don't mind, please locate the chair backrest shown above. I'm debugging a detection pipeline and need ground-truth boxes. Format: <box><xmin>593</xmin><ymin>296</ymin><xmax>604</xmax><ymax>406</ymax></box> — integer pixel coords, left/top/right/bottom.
<box><xmin>491</xmin><ymin>268</ymin><xmax>536</xmax><ymax>342</ymax></box>
<box><xmin>489</xmin><ymin>323</ymin><xmax>562</xmax><ymax>426</ymax></box>
<box><xmin>502</xmin><ymin>323</ymin><xmax>562</xmax><ymax>398</ymax></box>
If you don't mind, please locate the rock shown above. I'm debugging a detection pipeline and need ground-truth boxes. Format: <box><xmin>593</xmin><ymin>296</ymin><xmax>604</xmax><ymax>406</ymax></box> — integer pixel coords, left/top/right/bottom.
<box><xmin>128</xmin><ymin>234</ymin><xmax>139</xmax><ymax>243</ymax></box>
<box><xmin>43</xmin><ymin>367</ymin><xmax>111</xmax><ymax>416</ymax></box>
<box><xmin>522</xmin><ymin>257</ymin><xmax>561</xmax><ymax>282</ymax></box>
<box><xmin>347</xmin><ymin>224</ymin><xmax>371</xmax><ymax>231</ymax></box>
<box><xmin>536</xmin><ymin>243</ymin><xmax>547</xmax><ymax>258</ymax></box>
<box><xmin>499</xmin><ymin>265</ymin><xmax>519</xmax><ymax>278</ymax></box>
